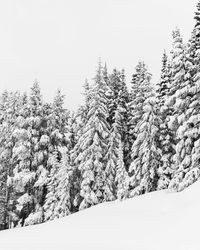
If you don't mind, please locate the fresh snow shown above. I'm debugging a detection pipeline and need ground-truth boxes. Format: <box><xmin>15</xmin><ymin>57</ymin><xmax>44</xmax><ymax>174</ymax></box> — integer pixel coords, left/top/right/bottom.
<box><xmin>1</xmin><ymin>181</ymin><xmax>200</xmax><ymax>250</ymax></box>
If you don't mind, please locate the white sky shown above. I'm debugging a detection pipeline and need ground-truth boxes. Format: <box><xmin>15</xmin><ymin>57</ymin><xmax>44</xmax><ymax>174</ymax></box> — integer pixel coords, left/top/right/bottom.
<box><xmin>0</xmin><ymin>0</ymin><xmax>196</xmax><ymax>110</ymax></box>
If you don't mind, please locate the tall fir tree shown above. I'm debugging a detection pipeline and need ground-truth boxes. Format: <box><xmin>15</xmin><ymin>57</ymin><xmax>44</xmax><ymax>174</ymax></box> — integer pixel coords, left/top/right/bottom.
<box><xmin>44</xmin><ymin>148</ymin><xmax>72</xmax><ymax>221</ymax></box>
<box><xmin>0</xmin><ymin>91</ymin><xmax>23</xmax><ymax>229</ymax></box>
<box><xmin>74</xmin><ymin>61</ymin><xmax>110</xmax><ymax>210</ymax></box>
<box><xmin>0</xmin><ymin>91</ymin><xmax>10</xmax><ymax>230</ymax></box>
<box><xmin>157</xmin><ymin>29</ymin><xmax>186</xmax><ymax>189</ymax></box>
<box><xmin>44</xmin><ymin>90</ymin><xmax>71</xmax><ymax>220</ymax></box>
<box><xmin>104</xmin><ymin>105</ymin><xmax>128</xmax><ymax>201</ymax></box>
<box><xmin>129</xmin><ymin>97</ymin><xmax>161</xmax><ymax>196</ymax></box>
<box><xmin>169</xmin><ymin>4</ymin><xmax>200</xmax><ymax>190</ymax></box>
<box><xmin>71</xmin><ymin>80</ymin><xmax>93</xmax><ymax>211</ymax></box>
<box><xmin>156</xmin><ymin>51</ymin><xmax>171</xmax><ymax>106</ymax></box>
<box><xmin>9</xmin><ymin>81</ymin><xmax>51</xmax><ymax>226</ymax></box>
<box><xmin>116</xmin><ymin>139</ymin><xmax>129</xmax><ymax>200</ymax></box>
<box><xmin>127</xmin><ymin>62</ymin><xmax>152</xmax><ymax>171</ymax></box>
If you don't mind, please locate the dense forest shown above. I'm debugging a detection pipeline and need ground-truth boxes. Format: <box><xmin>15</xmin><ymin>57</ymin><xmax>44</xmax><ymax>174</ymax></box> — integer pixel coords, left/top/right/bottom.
<box><xmin>0</xmin><ymin>1</ymin><xmax>200</xmax><ymax>230</ymax></box>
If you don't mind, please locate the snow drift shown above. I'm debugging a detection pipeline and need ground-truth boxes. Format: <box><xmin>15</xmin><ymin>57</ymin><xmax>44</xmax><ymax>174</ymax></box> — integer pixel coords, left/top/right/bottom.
<box><xmin>1</xmin><ymin>181</ymin><xmax>200</xmax><ymax>250</ymax></box>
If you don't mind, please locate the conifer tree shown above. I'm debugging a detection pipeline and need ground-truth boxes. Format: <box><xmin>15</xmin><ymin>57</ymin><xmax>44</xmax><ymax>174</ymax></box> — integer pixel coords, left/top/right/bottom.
<box><xmin>77</xmin><ymin>79</ymin><xmax>93</xmax><ymax>127</ymax></box>
<box><xmin>158</xmin><ymin>29</ymin><xmax>188</xmax><ymax>189</ymax></box>
<box><xmin>169</xmin><ymin>5</ymin><xmax>200</xmax><ymax>190</ymax></box>
<box><xmin>104</xmin><ymin>106</ymin><xmax>124</xmax><ymax>201</ymax></box>
<box><xmin>0</xmin><ymin>91</ymin><xmax>22</xmax><ymax>229</ymax></box>
<box><xmin>0</xmin><ymin>91</ymin><xmax>10</xmax><ymax>230</ymax></box>
<box><xmin>156</xmin><ymin>51</ymin><xmax>172</xmax><ymax>189</ymax></box>
<box><xmin>71</xmin><ymin>81</ymin><xmax>93</xmax><ymax>210</ymax></box>
<box><xmin>116</xmin><ymin>140</ymin><xmax>129</xmax><ymax>200</ymax></box>
<box><xmin>53</xmin><ymin>150</ymin><xmax>72</xmax><ymax>218</ymax></box>
<box><xmin>44</xmin><ymin>149</ymin><xmax>72</xmax><ymax>221</ymax></box>
<box><xmin>127</xmin><ymin>62</ymin><xmax>152</xmax><ymax>171</ymax></box>
<box><xmin>129</xmin><ymin>97</ymin><xmax>161</xmax><ymax>196</ymax></box>
<box><xmin>107</xmin><ymin>68</ymin><xmax>129</xmax><ymax>127</ymax></box>
<box><xmin>103</xmin><ymin>67</ymin><xmax>130</xmax><ymax>170</ymax></box>
<box><xmin>74</xmin><ymin>62</ymin><xmax>110</xmax><ymax>210</ymax></box>
<box><xmin>48</xmin><ymin>89</ymin><xmax>69</xmax><ymax>156</ymax></box>
<box><xmin>156</xmin><ymin>51</ymin><xmax>171</xmax><ymax>106</ymax></box>
<box><xmin>67</xmin><ymin>113</ymin><xmax>81</xmax><ymax>212</ymax></box>
<box><xmin>9</xmin><ymin>81</ymin><xmax>50</xmax><ymax>226</ymax></box>
<box><xmin>44</xmin><ymin>89</ymin><xmax>70</xmax><ymax>220</ymax></box>
<box><xmin>43</xmin><ymin>152</ymin><xmax>60</xmax><ymax>221</ymax></box>
<box><xmin>166</xmin><ymin>29</ymin><xmax>186</xmax><ymax>107</ymax></box>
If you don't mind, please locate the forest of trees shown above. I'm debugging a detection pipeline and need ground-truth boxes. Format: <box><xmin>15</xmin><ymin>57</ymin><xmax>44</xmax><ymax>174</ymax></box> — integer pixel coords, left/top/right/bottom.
<box><xmin>1</xmin><ymin>1</ymin><xmax>200</xmax><ymax>231</ymax></box>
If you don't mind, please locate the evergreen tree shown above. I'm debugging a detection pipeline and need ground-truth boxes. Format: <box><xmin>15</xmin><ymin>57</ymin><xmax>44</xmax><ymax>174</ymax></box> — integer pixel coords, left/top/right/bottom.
<box><xmin>44</xmin><ymin>149</ymin><xmax>72</xmax><ymax>221</ymax></box>
<box><xmin>156</xmin><ymin>51</ymin><xmax>171</xmax><ymax>106</ymax></box>
<box><xmin>71</xmin><ymin>81</ymin><xmax>93</xmax><ymax>211</ymax></box>
<box><xmin>9</xmin><ymin>81</ymin><xmax>49</xmax><ymax>226</ymax></box>
<box><xmin>127</xmin><ymin>62</ymin><xmax>152</xmax><ymax>171</ymax></box>
<box><xmin>44</xmin><ymin>90</ymin><xmax>70</xmax><ymax>220</ymax></box>
<box><xmin>0</xmin><ymin>91</ymin><xmax>22</xmax><ymax>229</ymax></box>
<box><xmin>156</xmin><ymin>50</ymin><xmax>173</xmax><ymax>189</ymax></box>
<box><xmin>116</xmin><ymin>140</ymin><xmax>129</xmax><ymax>200</ymax></box>
<box><xmin>129</xmin><ymin>97</ymin><xmax>161</xmax><ymax>196</ymax></box>
<box><xmin>48</xmin><ymin>89</ymin><xmax>69</xmax><ymax>157</ymax></box>
<box><xmin>157</xmin><ymin>30</ymin><xmax>186</xmax><ymax>189</ymax></box>
<box><xmin>74</xmin><ymin>62</ymin><xmax>110</xmax><ymax>210</ymax></box>
<box><xmin>103</xmin><ymin>66</ymin><xmax>130</xmax><ymax>170</ymax></box>
<box><xmin>169</xmin><ymin>5</ymin><xmax>200</xmax><ymax>191</ymax></box>
<box><xmin>0</xmin><ymin>90</ymin><xmax>10</xmax><ymax>230</ymax></box>
<box><xmin>53</xmin><ymin>150</ymin><xmax>72</xmax><ymax>218</ymax></box>
<box><xmin>107</xmin><ymin>68</ymin><xmax>129</xmax><ymax>127</ymax></box>
<box><xmin>43</xmin><ymin>152</ymin><xmax>60</xmax><ymax>221</ymax></box>
<box><xmin>77</xmin><ymin>79</ymin><xmax>93</xmax><ymax>127</ymax></box>
<box><xmin>104</xmin><ymin>106</ymin><xmax>124</xmax><ymax>201</ymax></box>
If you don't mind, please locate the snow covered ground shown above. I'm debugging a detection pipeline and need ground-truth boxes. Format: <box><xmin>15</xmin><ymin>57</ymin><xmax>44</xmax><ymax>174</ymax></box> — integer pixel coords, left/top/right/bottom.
<box><xmin>1</xmin><ymin>181</ymin><xmax>200</xmax><ymax>250</ymax></box>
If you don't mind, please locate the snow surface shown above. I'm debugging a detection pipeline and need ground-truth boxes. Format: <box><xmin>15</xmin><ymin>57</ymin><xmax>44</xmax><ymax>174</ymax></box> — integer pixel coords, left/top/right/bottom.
<box><xmin>1</xmin><ymin>182</ymin><xmax>200</xmax><ymax>250</ymax></box>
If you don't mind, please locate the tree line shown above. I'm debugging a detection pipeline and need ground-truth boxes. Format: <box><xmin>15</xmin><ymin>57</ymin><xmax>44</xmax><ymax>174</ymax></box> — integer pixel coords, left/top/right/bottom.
<box><xmin>0</xmin><ymin>0</ymin><xmax>200</xmax><ymax>231</ymax></box>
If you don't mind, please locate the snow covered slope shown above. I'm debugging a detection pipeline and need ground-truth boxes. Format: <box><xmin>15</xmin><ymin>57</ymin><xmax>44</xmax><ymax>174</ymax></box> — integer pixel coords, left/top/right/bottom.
<box><xmin>1</xmin><ymin>181</ymin><xmax>200</xmax><ymax>250</ymax></box>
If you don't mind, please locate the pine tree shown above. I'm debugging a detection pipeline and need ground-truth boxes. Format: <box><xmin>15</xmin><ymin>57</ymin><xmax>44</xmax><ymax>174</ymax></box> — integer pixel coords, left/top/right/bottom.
<box><xmin>71</xmin><ymin>80</ymin><xmax>93</xmax><ymax>211</ymax></box>
<box><xmin>156</xmin><ymin>51</ymin><xmax>171</xmax><ymax>106</ymax></box>
<box><xmin>67</xmin><ymin>112</ymin><xmax>82</xmax><ymax>212</ymax></box>
<box><xmin>127</xmin><ymin>62</ymin><xmax>152</xmax><ymax>171</ymax></box>
<box><xmin>53</xmin><ymin>150</ymin><xmax>72</xmax><ymax>218</ymax></box>
<box><xmin>77</xmin><ymin>79</ymin><xmax>93</xmax><ymax>127</ymax></box>
<box><xmin>9</xmin><ymin>81</ymin><xmax>50</xmax><ymax>226</ymax></box>
<box><xmin>0</xmin><ymin>90</ymin><xmax>10</xmax><ymax>230</ymax></box>
<box><xmin>44</xmin><ymin>90</ymin><xmax>76</xmax><ymax>219</ymax></box>
<box><xmin>157</xmin><ymin>30</ymin><xmax>185</xmax><ymax>189</ymax></box>
<box><xmin>104</xmin><ymin>106</ymin><xmax>124</xmax><ymax>201</ymax></box>
<box><xmin>169</xmin><ymin>5</ymin><xmax>200</xmax><ymax>191</ymax></box>
<box><xmin>0</xmin><ymin>91</ymin><xmax>22</xmax><ymax>229</ymax></box>
<box><xmin>116</xmin><ymin>140</ymin><xmax>129</xmax><ymax>200</ymax></box>
<box><xmin>39</xmin><ymin>89</ymin><xmax>70</xmax><ymax>222</ymax></box>
<box><xmin>103</xmin><ymin>66</ymin><xmax>130</xmax><ymax>170</ymax></box>
<box><xmin>74</xmin><ymin>61</ymin><xmax>110</xmax><ymax>210</ymax></box>
<box><xmin>43</xmin><ymin>152</ymin><xmax>60</xmax><ymax>221</ymax></box>
<box><xmin>129</xmin><ymin>97</ymin><xmax>161</xmax><ymax>196</ymax></box>
<box><xmin>48</xmin><ymin>89</ymin><xmax>69</xmax><ymax>157</ymax></box>
<box><xmin>107</xmin><ymin>68</ymin><xmax>129</xmax><ymax>127</ymax></box>
<box><xmin>44</xmin><ymin>149</ymin><xmax>72</xmax><ymax>221</ymax></box>
<box><xmin>156</xmin><ymin>50</ymin><xmax>173</xmax><ymax>189</ymax></box>
<box><xmin>166</xmin><ymin>29</ymin><xmax>186</xmax><ymax>107</ymax></box>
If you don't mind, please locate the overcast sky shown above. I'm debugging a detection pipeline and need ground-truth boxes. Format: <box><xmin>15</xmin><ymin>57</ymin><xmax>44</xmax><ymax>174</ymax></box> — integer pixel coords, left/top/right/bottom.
<box><xmin>0</xmin><ymin>0</ymin><xmax>196</xmax><ymax>110</ymax></box>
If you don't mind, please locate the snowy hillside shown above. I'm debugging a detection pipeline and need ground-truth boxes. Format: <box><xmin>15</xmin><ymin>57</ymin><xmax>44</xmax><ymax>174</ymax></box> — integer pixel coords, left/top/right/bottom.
<box><xmin>1</xmin><ymin>182</ymin><xmax>200</xmax><ymax>250</ymax></box>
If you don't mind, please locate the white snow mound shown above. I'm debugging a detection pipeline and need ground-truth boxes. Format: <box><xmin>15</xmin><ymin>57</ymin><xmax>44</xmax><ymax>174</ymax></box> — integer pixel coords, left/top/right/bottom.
<box><xmin>1</xmin><ymin>181</ymin><xmax>200</xmax><ymax>250</ymax></box>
